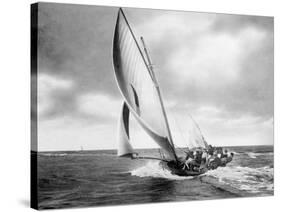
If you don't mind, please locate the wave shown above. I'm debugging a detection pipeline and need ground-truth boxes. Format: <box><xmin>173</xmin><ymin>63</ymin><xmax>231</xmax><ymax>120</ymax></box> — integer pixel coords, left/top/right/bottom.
<box><xmin>246</xmin><ymin>152</ymin><xmax>273</xmax><ymax>159</ymax></box>
<box><xmin>202</xmin><ymin>165</ymin><xmax>273</xmax><ymax>193</ymax></box>
<box><xmin>130</xmin><ymin>161</ymin><xmax>194</xmax><ymax>180</ymax></box>
<box><xmin>230</xmin><ymin>151</ymin><xmax>273</xmax><ymax>158</ymax></box>
<box><xmin>231</xmin><ymin>151</ymin><xmax>241</xmax><ymax>155</ymax></box>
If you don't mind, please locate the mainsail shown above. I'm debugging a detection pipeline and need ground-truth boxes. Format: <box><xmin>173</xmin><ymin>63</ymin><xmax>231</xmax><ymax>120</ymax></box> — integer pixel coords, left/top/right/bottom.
<box><xmin>113</xmin><ymin>8</ymin><xmax>177</xmax><ymax>161</ymax></box>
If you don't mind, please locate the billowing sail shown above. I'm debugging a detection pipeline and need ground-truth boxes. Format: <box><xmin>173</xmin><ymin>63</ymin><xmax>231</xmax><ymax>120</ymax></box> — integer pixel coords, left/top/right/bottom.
<box><xmin>117</xmin><ymin>103</ymin><xmax>134</xmax><ymax>157</ymax></box>
<box><xmin>167</xmin><ymin>111</ymin><xmax>208</xmax><ymax>149</ymax></box>
<box><xmin>187</xmin><ymin>116</ymin><xmax>208</xmax><ymax>149</ymax></box>
<box><xmin>113</xmin><ymin>9</ymin><xmax>176</xmax><ymax>161</ymax></box>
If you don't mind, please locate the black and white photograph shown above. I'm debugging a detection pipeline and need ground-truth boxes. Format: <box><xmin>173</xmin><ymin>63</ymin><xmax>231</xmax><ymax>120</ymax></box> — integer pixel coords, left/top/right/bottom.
<box><xmin>31</xmin><ymin>2</ymin><xmax>274</xmax><ymax>210</ymax></box>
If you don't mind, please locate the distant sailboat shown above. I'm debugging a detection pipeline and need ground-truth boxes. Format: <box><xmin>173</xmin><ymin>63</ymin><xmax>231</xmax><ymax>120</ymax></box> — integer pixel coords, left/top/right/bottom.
<box><xmin>113</xmin><ymin>8</ymin><xmax>209</xmax><ymax>176</ymax></box>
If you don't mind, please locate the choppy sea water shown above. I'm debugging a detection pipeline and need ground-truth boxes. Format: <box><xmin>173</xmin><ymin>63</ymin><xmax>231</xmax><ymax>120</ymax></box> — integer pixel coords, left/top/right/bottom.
<box><xmin>37</xmin><ymin>145</ymin><xmax>273</xmax><ymax>209</ymax></box>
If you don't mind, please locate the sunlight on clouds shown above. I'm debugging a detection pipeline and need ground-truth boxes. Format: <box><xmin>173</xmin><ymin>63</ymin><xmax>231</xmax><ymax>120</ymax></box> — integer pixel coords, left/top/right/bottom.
<box><xmin>78</xmin><ymin>94</ymin><xmax>120</xmax><ymax>118</ymax></box>
<box><xmin>172</xmin><ymin>33</ymin><xmax>241</xmax><ymax>83</ymax></box>
<box><xmin>134</xmin><ymin>12</ymin><xmax>215</xmax><ymax>45</ymax></box>
<box><xmin>135</xmin><ymin>12</ymin><xmax>267</xmax><ymax>87</ymax></box>
<box><xmin>169</xmin><ymin>27</ymin><xmax>266</xmax><ymax>86</ymax></box>
<box><xmin>38</xmin><ymin>73</ymin><xmax>74</xmax><ymax>117</ymax></box>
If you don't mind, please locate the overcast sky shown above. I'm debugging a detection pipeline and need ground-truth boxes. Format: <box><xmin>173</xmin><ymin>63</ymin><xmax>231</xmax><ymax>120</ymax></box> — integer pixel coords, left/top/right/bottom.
<box><xmin>35</xmin><ymin>3</ymin><xmax>273</xmax><ymax>151</ymax></box>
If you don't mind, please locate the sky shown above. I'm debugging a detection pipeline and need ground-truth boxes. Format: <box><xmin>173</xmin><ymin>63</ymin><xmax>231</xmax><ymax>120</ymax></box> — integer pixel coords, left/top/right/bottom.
<box><xmin>34</xmin><ymin>3</ymin><xmax>274</xmax><ymax>151</ymax></box>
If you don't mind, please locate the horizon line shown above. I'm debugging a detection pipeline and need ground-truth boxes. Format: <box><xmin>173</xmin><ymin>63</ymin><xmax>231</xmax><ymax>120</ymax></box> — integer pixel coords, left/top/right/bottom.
<box><xmin>33</xmin><ymin>144</ymin><xmax>273</xmax><ymax>153</ymax></box>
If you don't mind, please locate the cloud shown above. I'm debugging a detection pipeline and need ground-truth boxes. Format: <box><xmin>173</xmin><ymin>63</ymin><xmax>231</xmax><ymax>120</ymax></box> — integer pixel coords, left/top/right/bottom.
<box><xmin>131</xmin><ymin>10</ymin><xmax>273</xmax><ymax>120</ymax></box>
<box><xmin>168</xmin><ymin>104</ymin><xmax>273</xmax><ymax>147</ymax></box>
<box><xmin>38</xmin><ymin>3</ymin><xmax>119</xmax><ymax>96</ymax></box>
<box><xmin>132</xmin><ymin>10</ymin><xmax>215</xmax><ymax>44</ymax></box>
<box><xmin>36</xmin><ymin>4</ymin><xmax>273</xmax><ymax>150</ymax></box>
<box><xmin>38</xmin><ymin>72</ymin><xmax>123</xmax><ymax>124</ymax></box>
<box><xmin>78</xmin><ymin>93</ymin><xmax>121</xmax><ymax>119</ymax></box>
<box><xmin>38</xmin><ymin>73</ymin><xmax>74</xmax><ymax>118</ymax></box>
<box><xmin>169</xmin><ymin>27</ymin><xmax>266</xmax><ymax>86</ymax></box>
<box><xmin>211</xmin><ymin>14</ymin><xmax>273</xmax><ymax>34</ymax></box>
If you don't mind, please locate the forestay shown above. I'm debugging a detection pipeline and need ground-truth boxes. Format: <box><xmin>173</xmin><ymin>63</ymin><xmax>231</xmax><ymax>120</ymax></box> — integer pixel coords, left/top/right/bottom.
<box><xmin>113</xmin><ymin>9</ymin><xmax>177</xmax><ymax>161</ymax></box>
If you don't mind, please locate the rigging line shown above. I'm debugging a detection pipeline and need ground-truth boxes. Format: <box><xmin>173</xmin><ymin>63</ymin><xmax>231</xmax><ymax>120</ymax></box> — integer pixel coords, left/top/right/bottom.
<box><xmin>140</xmin><ymin>35</ymin><xmax>178</xmax><ymax>161</ymax></box>
<box><xmin>187</xmin><ymin>113</ymin><xmax>207</xmax><ymax>145</ymax></box>
<box><xmin>188</xmin><ymin>114</ymin><xmax>202</xmax><ymax>136</ymax></box>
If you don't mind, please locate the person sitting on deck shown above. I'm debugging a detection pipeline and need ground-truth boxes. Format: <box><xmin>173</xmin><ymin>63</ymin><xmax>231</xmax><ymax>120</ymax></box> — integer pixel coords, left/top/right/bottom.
<box><xmin>208</xmin><ymin>151</ymin><xmax>222</xmax><ymax>170</ymax></box>
<box><xmin>199</xmin><ymin>149</ymin><xmax>208</xmax><ymax>170</ymax></box>
<box><xmin>227</xmin><ymin>152</ymin><xmax>234</xmax><ymax>163</ymax></box>
<box><xmin>183</xmin><ymin>150</ymin><xmax>195</xmax><ymax>171</ymax></box>
<box><xmin>184</xmin><ymin>149</ymin><xmax>192</xmax><ymax>159</ymax></box>
<box><xmin>206</xmin><ymin>146</ymin><xmax>213</xmax><ymax>161</ymax></box>
<box><xmin>195</xmin><ymin>150</ymin><xmax>202</xmax><ymax>164</ymax></box>
<box><xmin>216</xmin><ymin>150</ymin><xmax>222</xmax><ymax>160</ymax></box>
<box><xmin>220</xmin><ymin>152</ymin><xmax>234</xmax><ymax>166</ymax></box>
<box><xmin>221</xmin><ymin>149</ymin><xmax>228</xmax><ymax>158</ymax></box>
<box><xmin>207</xmin><ymin>145</ymin><xmax>213</xmax><ymax>154</ymax></box>
<box><xmin>191</xmin><ymin>150</ymin><xmax>203</xmax><ymax>171</ymax></box>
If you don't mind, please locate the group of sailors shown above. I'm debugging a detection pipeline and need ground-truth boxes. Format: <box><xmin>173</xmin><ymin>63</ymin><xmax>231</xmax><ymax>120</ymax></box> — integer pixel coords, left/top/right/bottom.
<box><xmin>181</xmin><ymin>145</ymin><xmax>234</xmax><ymax>172</ymax></box>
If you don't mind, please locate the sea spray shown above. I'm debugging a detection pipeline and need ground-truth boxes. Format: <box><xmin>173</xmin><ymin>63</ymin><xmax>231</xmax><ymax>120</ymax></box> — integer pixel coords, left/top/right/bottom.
<box><xmin>202</xmin><ymin>165</ymin><xmax>273</xmax><ymax>193</ymax></box>
<box><xmin>130</xmin><ymin>161</ymin><xmax>194</xmax><ymax>180</ymax></box>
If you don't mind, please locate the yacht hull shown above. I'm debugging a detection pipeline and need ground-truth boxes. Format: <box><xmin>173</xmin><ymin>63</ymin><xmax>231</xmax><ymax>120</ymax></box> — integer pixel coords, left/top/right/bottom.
<box><xmin>160</xmin><ymin>160</ymin><xmax>208</xmax><ymax>177</ymax></box>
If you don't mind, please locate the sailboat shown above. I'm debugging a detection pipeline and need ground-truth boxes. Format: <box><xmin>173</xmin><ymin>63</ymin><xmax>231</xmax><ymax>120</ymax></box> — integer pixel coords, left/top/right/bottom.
<box><xmin>112</xmin><ymin>8</ymin><xmax>209</xmax><ymax>176</ymax></box>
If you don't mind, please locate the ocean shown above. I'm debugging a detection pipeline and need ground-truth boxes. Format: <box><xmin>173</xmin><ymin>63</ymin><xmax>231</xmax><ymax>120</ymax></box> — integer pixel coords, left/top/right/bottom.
<box><xmin>37</xmin><ymin>145</ymin><xmax>273</xmax><ymax>209</ymax></box>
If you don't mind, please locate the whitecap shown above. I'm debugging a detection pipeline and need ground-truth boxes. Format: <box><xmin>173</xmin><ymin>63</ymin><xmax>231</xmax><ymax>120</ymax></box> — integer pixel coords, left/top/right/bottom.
<box><xmin>130</xmin><ymin>161</ymin><xmax>194</xmax><ymax>180</ymax></box>
<box><xmin>203</xmin><ymin>165</ymin><xmax>273</xmax><ymax>193</ymax></box>
<box><xmin>245</xmin><ymin>152</ymin><xmax>273</xmax><ymax>159</ymax></box>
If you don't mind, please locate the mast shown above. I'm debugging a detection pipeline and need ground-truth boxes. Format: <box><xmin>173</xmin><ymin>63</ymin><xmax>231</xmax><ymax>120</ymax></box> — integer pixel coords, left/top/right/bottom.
<box><xmin>140</xmin><ymin>37</ymin><xmax>179</xmax><ymax>162</ymax></box>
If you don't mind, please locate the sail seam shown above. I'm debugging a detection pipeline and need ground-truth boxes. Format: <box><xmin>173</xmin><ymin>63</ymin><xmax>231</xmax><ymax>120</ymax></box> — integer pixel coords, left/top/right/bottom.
<box><xmin>119</xmin><ymin>9</ymin><xmax>156</xmax><ymax>83</ymax></box>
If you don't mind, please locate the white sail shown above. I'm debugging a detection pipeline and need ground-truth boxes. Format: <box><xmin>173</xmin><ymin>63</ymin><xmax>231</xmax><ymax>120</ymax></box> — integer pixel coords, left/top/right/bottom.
<box><xmin>187</xmin><ymin>115</ymin><xmax>208</xmax><ymax>149</ymax></box>
<box><xmin>113</xmin><ymin>9</ymin><xmax>177</xmax><ymax>161</ymax></box>
<box><xmin>117</xmin><ymin>103</ymin><xmax>134</xmax><ymax>157</ymax></box>
<box><xmin>167</xmin><ymin>111</ymin><xmax>208</xmax><ymax>149</ymax></box>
